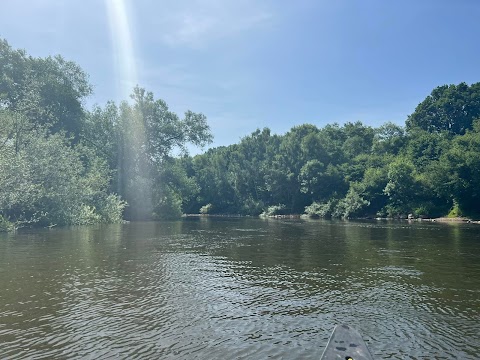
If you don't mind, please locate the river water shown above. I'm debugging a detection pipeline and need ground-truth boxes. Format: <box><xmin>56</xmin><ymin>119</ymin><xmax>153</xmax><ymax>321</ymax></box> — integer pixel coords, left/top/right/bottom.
<box><xmin>0</xmin><ymin>218</ymin><xmax>479</xmax><ymax>359</ymax></box>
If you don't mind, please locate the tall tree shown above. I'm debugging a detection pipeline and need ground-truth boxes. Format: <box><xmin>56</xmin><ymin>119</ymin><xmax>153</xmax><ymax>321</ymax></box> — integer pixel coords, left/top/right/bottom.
<box><xmin>406</xmin><ymin>82</ymin><xmax>480</xmax><ymax>135</ymax></box>
<box><xmin>0</xmin><ymin>38</ymin><xmax>92</xmax><ymax>138</ymax></box>
<box><xmin>83</xmin><ymin>87</ymin><xmax>212</xmax><ymax>219</ymax></box>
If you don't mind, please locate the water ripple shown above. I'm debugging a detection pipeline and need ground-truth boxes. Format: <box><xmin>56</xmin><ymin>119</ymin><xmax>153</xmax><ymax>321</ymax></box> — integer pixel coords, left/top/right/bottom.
<box><xmin>0</xmin><ymin>220</ymin><xmax>479</xmax><ymax>359</ymax></box>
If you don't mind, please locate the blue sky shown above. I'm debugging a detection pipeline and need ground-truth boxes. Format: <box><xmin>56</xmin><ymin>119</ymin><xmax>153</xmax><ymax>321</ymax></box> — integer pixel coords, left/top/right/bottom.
<box><xmin>1</xmin><ymin>0</ymin><xmax>480</xmax><ymax>151</ymax></box>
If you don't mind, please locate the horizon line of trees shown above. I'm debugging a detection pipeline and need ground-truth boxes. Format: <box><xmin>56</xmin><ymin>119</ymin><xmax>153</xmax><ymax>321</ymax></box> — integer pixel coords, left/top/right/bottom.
<box><xmin>2</xmin><ymin>37</ymin><xmax>480</xmax><ymax>231</ymax></box>
<box><xmin>179</xmin><ymin>82</ymin><xmax>480</xmax><ymax>219</ymax></box>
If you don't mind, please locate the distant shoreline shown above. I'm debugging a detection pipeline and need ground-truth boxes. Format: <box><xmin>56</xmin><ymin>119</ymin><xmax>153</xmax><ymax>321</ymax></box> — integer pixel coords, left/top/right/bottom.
<box><xmin>184</xmin><ymin>214</ymin><xmax>479</xmax><ymax>223</ymax></box>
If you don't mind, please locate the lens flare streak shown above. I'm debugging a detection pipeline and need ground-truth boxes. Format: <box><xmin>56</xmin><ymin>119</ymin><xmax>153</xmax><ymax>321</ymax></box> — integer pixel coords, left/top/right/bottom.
<box><xmin>105</xmin><ymin>0</ymin><xmax>138</xmax><ymax>100</ymax></box>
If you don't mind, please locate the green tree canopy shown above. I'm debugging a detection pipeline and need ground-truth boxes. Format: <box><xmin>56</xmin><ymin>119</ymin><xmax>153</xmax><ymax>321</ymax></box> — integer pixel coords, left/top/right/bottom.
<box><xmin>82</xmin><ymin>86</ymin><xmax>213</xmax><ymax>220</ymax></box>
<box><xmin>406</xmin><ymin>82</ymin><xmax>480</xmax><ymax>135</ymax></box>
<box><xmin>0</xmin><ymin>38</ymin><xmax>92</xmax><ymax>138</ymax></box>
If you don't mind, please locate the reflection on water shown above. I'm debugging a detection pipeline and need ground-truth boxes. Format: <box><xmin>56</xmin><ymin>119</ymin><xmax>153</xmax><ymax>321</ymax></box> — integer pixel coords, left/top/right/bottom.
<box><xmin>0</xmin><ymin>219</ymin><xmax>479</xmax><ymax>359</ymax></box>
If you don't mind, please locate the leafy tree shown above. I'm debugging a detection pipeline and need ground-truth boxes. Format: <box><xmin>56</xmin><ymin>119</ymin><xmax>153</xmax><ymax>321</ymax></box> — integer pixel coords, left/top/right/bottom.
<box><xmin>191</xmin><ymin>147</ymin><xmax>237</xmax><ymax>214</ymax></box>
<box><xmin>82</xmin><ymin>102</ymin><xmax>120</xmax><ymax>172</ymax></box>
<box><xmin>153</xmin><ymin>157</ymin><xmax>200</xmax><ymax>219</ymax></box>
<box><xmin>403</xmin><ymin>130</ymin><xmax>450</xmax><ymax>170</ymax></box>
<box><xmin>0</xmin><ymin>40</ymin><xmax>127</xmax><ymax>230</ymax></box>
<box><xmin>0</xmin><ymin>38</ymin><xmax>92</xmax><ymax>138</ymax></box>
<box><xmin>0</xmin><ymin>38</ymin><xmax>217</xmax><ymax>228</ymax></box>
<box><xmin>300</xmin><ymin>131</ymin><xmax>330</xmax><ymax>165</ymax></box>
<box><xmin>436</xmin><ymin>121</ymin><xmax>480</xmax><ymax>214</ymax></box>
<box><xmin>262</xmin><ymin>204</ymin><xmax>287</xmax><ymax>216</ymax></box>
<box><xmin>333</xmin><ymin>188</ymin><xmax>370</xmax><ymax>219</ymax></box>
<box><xmin>299</xmin><ymin>160</ymin><xmax>325</xmax><ymax>196</ymax></box>
<box><xmin>406</xmin><ymin>82</ymin><xmax>480</xmax><ymax>135</ymax></box>
<box><xmin>0</xmin><ymin>128</ymin><xmax>125</xmax><ymax>227</ymax></box>
<box><xmin>0</xmin><ymin>110</ymin><xmax>34</xmax><ymax>153</ymax></box>
<box><xmin>272</xmin><ymin>125</ymin><xmax>322</xmax><ymax>212</ymax></box>
<box><xmin>341</xmin><ymin>121</ymin><xmax>375</xmax><ymax>159</ymax></box>
<box><xmin>299</xmin><ymin>160</ymin><xmax>346</xmax><ymax>201</ymax></box>
<box><xmin>85</xmin><ymin>87</ymin><xmax>213</xmax><ymax>219</ymax></box>
<box><xmin>128</xmin><ymin>87</ymin><xmax>212</xmax><ymax>161</ymax></box>
<box><xmin>353</xmin><ymin>166</ymin><xmax>389</xmax><ymax>216</ymax></box>
<box><xmin>304</xmin><ymin>200</ymin><xmax>337</xmax><ymax>218</ymax></box>
<box><xmin>384</xmin><ymin>158</ymin><xmax>418</xmax><ymax>216</ymax></box>
<box><xmin>316</xmin><ymin>123</ymin><xmax>347</xmax><ymax>164</ymax></box>
<box><xmin>372</xmin><ymin>122</ymin><xmax>406</xmax><ymax>155</ymax></box>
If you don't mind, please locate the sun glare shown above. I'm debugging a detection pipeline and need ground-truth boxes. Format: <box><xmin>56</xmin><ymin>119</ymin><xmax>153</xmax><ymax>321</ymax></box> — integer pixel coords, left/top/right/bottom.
<box><xmin>105</xmin><ymin>0</ymin><xmax>138</xmax><ymax>100</ymax></box>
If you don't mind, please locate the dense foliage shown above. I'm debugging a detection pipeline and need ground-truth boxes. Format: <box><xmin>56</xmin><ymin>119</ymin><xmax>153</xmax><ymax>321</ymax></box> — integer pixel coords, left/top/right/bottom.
<box><xmin>0</xmin><ymin>39</ymin><xmax>211</xmax><ymax>230</ymax></box>
<box><xmin>1</xmin><ymin>37</ymin><xmax>480</xmax><ymax>230</ymax></box>
<box><xmin>180</xmin><ymin>82</ymin><xmax>480</xmax><ymax>219</ymax></box>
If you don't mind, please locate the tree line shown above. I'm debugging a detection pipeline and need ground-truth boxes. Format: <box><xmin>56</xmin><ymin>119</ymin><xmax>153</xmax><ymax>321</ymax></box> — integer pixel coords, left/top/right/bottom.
<box><xmin>1</xmin><ymin>38</ymin><xmax>480</xmax><ymax>230</ymax></box>
<box><xmin>179</xmin><ymin>82</ymin><xmax>480</xmax><ymax>219</ymax></box>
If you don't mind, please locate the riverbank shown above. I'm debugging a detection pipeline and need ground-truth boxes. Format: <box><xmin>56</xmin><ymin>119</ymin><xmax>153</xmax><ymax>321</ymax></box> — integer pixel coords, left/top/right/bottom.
<box><xmin>184</xmin><ymin>214</ymin><xmax>480</xmax><ymax>223</ymax></box>
<box><xmin>426</xmin><ymin>217</ymin><xmax>480</xmax><ymax>224</ymax></box>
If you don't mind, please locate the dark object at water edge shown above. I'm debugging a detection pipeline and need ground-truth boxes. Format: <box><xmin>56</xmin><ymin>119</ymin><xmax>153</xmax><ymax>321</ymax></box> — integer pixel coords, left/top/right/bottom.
<box><xmin>320</xmin><ymin>324</ymin><xmax>373</xmax><ymax>360</ymax></box>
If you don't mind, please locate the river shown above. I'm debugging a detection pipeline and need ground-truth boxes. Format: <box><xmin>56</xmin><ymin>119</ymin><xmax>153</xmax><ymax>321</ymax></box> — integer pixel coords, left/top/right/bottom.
<box><xmin>0</xmin><ymin>218</ymin><xmax>479</xmax><ymax>359</ymax></box>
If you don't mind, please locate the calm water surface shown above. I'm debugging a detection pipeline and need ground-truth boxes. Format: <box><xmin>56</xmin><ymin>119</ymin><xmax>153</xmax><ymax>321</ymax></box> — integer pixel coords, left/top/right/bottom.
<box><xmin>0</xmin><ymin>218</ymin><xmax>479</xmax><ymax>359</ymax></box>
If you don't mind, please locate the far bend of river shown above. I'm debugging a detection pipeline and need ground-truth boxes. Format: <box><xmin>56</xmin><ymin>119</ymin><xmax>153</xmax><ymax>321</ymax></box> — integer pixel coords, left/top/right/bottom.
<box><xmin>0</xmin><ymin>219</ymin><xmax>479</xmax><ymax>359</ymax></box>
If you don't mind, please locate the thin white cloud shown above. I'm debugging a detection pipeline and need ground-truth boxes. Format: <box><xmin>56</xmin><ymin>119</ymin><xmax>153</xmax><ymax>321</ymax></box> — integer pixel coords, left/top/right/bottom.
<box><xmin>139</xmin><ymin>0</ymin><xmax>274</xmax><ymax>48</ymax></box>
